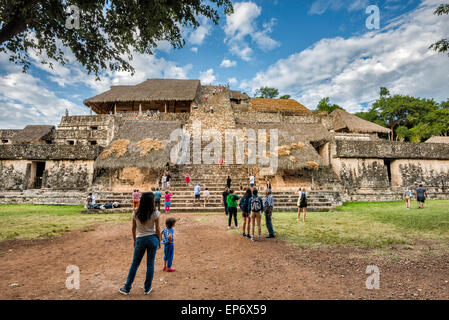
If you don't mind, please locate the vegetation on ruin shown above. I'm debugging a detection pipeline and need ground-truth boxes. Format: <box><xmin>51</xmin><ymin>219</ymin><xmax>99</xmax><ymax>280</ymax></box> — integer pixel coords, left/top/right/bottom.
<box><xmin>0</xmin><ymin>0</ymin><xmax>232</xmax><ymax>77</ymax></box>
<box><xmin>0</xmin><ymin>204</ymin><xmax>129</xmax><ymax>240</ymax></box>
<box><xmin>315</xmin><ymin>97</ymin><xmax>343</xmax><ymax>114</ymax></box>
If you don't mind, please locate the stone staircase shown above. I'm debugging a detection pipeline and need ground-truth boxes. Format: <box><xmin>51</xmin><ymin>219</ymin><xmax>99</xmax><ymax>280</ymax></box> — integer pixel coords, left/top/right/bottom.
<box><xmin>94</xmin><ymin>164</ymin><xmax>341</xmax><ymax>213</ymax></box>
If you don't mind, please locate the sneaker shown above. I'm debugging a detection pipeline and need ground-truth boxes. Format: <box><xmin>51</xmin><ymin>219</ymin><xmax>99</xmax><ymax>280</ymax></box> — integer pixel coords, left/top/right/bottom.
<box><xmin>144</xmin><ymin>287</ymin><xmax>153</xmax><ymax>295</ymax></box>
<box><xmin>243</xmin><ymin>233</ymin><xmax>247</xmax><ymax>237</ymax></box>
<box><xmin>235</xmin><ymin>225</ymin><xmax>240</xmax><ymax>229</ymax></box>
<box><xmin>119</xmin><ymin>287</ymin><xmax>130</xmax><ymax>295</ymax></box>
<box><xmin>251</xmin><ymin>236</ymin><xmax>255</xmax><ymax>242</ymax></box>
<box><xmin>167</xmin><ymin>268</ymin><xmax>176</xmax><ymax>272</ymax></box>
<box><xmin>246</xmin><ymin>234</ymin><xmax>251</xmax><ymax>239</ymax></box>
<box><xmin>266</xmin><ymin>235</ymin><xmax>275</xmax><ymax>238</ymax></box>
<box><xmin>163</xmin><ymin>267</ymin><xmax>168</xmax><ymax>272</ymax></box>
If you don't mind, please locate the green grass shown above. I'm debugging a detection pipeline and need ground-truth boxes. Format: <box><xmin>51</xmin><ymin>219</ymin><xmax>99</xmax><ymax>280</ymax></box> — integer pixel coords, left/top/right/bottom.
<box><xmin>232</xmin><ymin>200</ymin><xmax>449</xmax><ymax>248</ymax></box>
<box><xmin>0</xmin><ymin>204</ymin><xmax>130</xmax><ymax>241</ymax></box>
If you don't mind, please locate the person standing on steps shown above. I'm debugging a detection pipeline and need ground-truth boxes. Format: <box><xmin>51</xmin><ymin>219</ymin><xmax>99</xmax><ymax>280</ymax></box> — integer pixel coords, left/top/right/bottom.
<box><xmin>248</xmin><ymin>188</ymin><xmax>263</xmax><ymax>242</ymax></box>
<box><xmin>161</xmin><ymin>173</ymin><xmax>167</xmax><ymax>190</ymax></box>
<box><xmin>226</xmin><ymin>176</ymin><xmax>232</xmax><ymax>189</ymax></box>
<box><xmin>166</xmin><ymin>172</ymin><xmax>171</xmax><ymax>190</ymax></box>
<box><xmin>154</xmin><ymin>188</ymin><xmax>162</xmax><ymax>212</ymax></box>
<box><xmin>119</xmin><ymin>192</ymin><xmax>161</xmax><ymax>296</ymax></box>
<box><xmin>226</xmin><ymin>190</ymin><xmax>240</xmax><ymax>229</ymax></box>
<box><xmin>164</xmin><ymin>191</ymin><xmax>173</xmax><ymax>214</ymax></box>
<box><xmin>185</xmin><ymin>173</ymin><xmax>191</xmax><ymax>186</ymax></box>
<box><xmin>249</xmin><ymin>174</ymin><xmax>255</xmax><ymax>189</ymax></box>
<box><xmin>297</xmin><ymin>187</ymin><xmax>308</xmax><ymax>222</ymax></box>
<box><xmin>218</xmin><ymin>157</ymin><xmax>223</xmax><ymax>169</ymax></box>
<box><xmin>203</xmin><ymin>188</ymin><xmax>211</xmax><ymax>207</ymax></box>
<box><xmin>239</xmin><ymin>188</ymin><xmax>252</xmax><ymax>238</ymax></box>
<box><xmin>194</xmin><ymin>183</ymin><xmax>201</xmax><ymax>206</ymax></box>
<box><xmin>264</xmin><ymin>189</ymin><xmax>275</xmax><ymax>238</ymax></box>
<box><xmin>222</xmin><ymin>187</ymin><xmax>230</xmax><ymax>216</ymax></box>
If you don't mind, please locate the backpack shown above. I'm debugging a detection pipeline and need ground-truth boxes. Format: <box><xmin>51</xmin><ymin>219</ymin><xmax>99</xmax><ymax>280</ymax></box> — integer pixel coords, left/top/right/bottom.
<box><xmin>250</xmin><ymin>196</ymin><xmax>263</xmax><ymax>212</ymax></box>
<box><xmin>239</xmin><ymin>196</ymin><xmax>249</xmax><ymax>212</ymax></box>
<box><xmin>300</xmin><ymin>192</ymin><xmax>307</xmax><ymax>202</ymax></box>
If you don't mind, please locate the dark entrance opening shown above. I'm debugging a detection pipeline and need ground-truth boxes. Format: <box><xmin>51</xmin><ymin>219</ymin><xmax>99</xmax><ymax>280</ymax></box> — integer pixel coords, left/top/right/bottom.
<box><xmin>384</xmin><ymin>159</ymin><xmax>392</xmax><ymax>186</ymax></box>
<box><xmin>34</xmin><ymin>162</ymin><xmax>46</xmax><ymax>189</ymax></box>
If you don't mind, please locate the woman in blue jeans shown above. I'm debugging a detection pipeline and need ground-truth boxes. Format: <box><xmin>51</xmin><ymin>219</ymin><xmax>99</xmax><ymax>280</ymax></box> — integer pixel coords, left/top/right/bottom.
<box><xmin>120</xmin><ymin>192</ymin><xmax>161</xmax><ymax>295</ymax></box>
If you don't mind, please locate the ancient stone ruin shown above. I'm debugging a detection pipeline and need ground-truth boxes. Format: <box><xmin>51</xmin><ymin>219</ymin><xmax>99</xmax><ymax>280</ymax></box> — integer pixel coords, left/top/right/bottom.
<box><xmin>1</xmin><ymin>79</ymin><xmax>448</xmax><ymax>211</ymax></box>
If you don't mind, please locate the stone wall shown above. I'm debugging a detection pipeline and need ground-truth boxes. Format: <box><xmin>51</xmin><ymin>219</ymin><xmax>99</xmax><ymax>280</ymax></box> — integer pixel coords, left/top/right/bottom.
<box><xmin>336</xmin><ymin>140</ymin><xmax>449</xmax><ymax>160</ymax></box>
<box><xmin>0</xmin><ymin>159</ymin><xmax>95</xmax><ymax>191</ymax></box>
<box><xmin>0</xmin><ymin>130</ymin><xmax>19</xmax><ymax>144</ymax></box>
<box><xmin>391</xmin><ymin>159</ymin><xmax>449</xmax><ymax>190</ymax></box>
<box><xmin>91</xmin><ymin>167</ymin><xmax>160</xmax><ymax>192</ymax></box>
<box><xmin>0</xmin><ymin>144</ymin><xmax>102</xmax><ymax>160</ymax></box>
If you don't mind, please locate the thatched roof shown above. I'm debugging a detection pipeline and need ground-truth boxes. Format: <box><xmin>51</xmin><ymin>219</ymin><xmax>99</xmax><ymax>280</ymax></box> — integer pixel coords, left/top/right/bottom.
<box><xmin>94</xmin><ymin>120</ymin><xmax>183</xmax><ymax>170</ymax></box>
<box><xmin>12</xmin><ymin>125</ymin><xmax>55</xmax><ymax>143</ymax></box>
<box><xmin>234</xmin><ymin>123</ymin><xmax>327</xmax><ymax>170</ymax></box>
<box><xmin>0</xmin><ymin>130</ymin><xmax>20</xmax><ymax>139</ymax></box>
<box><xmin>425</xmin><ymin>136</ymin><xmax>449</xmax><ymax>144</ymax></box>
<box><xmin>250</xmin><ymin>98</ymin><xmax>311</xmax><ymax>115</ymax></box>
<box><xmin>331</xmin><ymin>109</ymin><xmax>391</xmax><ymax>134</ymax></box>
<box><xmin>84</xmin><ymin>79</ymin><xmax>201</xmax><ymax>111</ymax></box>
<box><xmin>230</xmin><ymin>90</ymin><xmax>250</xmax><ymax>101</ymax></box>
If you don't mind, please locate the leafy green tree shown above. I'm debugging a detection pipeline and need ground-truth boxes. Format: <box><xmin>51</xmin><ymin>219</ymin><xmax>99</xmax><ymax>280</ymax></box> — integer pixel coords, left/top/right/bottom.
<box><xmin>254</xmin><ymin>87</ymin><xmax>279</xmax><ymax>98</ymax></box>
<box><xmin>0</xmin><ymin>0</ymin><xmax>232</xmax><ymax>76</ymax></box>
<box><xmin>430</xmin><ymin>4</ymin><xmax>449</xmax><ymax>56</ymax></box>
<box><xmin>379</xmin><ymin>87</ymin><xmax>390</xmax><ymax>97</ymax></box>
<box><xmin>316</xmin><ymin>97</ymin><xmax>343</xmax><ymax>113</ymax></box>
<box><xmin>279</xmin><ymin>94</ymin><xmax>291</xmax><ymax>99</ymax></box>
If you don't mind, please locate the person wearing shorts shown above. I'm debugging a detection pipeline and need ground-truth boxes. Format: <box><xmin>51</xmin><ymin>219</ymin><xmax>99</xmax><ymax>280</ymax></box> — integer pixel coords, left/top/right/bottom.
<box><xmin>164</xmin><ymin>191</ymin><xmax>173</xmax><ymax>214</ymax></box>
<box><xmin>239</xmin><ymin>188</ymin><xmax>252</xmax><ymax>238</ymax></box>
<box><xmin>403</xmin><ymin>188</ymin><xmax>413</xmax><ymax>209</ymax></box>
<box><xmin>132</xmin><ymin>189</ymin><xmax>141</xmax><ymax>210</ymax></box>
<box><xmin>415</xmin><ymin>185</ymin><xmax>427</xmax><ymax>209</ymax></box>
<box><xmin>194</xmin><ymin>184</ymin><xmax>201</xmax><ymax>205</ymax></box>
<box><xmin>249</xmin><ymin>174</ymin><xmax>255</xmax><ymax>189</ymax></box>
<box><xmin>248</xmin><ymin>188</ymin><xmax>263</xmax><ymax>241</ymax></box>
<box><xmin>297</xmin><ymin>187</ymin><xmax>308</xmax><ymax>222</ymax></box>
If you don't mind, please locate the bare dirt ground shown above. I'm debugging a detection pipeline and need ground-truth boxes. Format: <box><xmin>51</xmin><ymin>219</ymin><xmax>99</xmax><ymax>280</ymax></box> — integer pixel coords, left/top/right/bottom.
<box><xmin>0</xmin><ymin>212</ymin><xmax>448</xmax><ymax>300</ymax></box>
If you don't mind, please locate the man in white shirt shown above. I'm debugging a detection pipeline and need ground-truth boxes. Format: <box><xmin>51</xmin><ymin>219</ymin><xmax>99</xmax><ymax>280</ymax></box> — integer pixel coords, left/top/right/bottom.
<box><xmin>249</xmin><ymin>175</ymin><xmax>255</xmax><ymax>188</ymax></box>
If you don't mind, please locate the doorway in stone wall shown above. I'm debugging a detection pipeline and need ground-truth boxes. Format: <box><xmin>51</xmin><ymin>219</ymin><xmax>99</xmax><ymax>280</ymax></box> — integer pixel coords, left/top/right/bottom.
<box><xmin>384</xmin><ymin>159</ymin><xmax>392</xmax><ymax>186</ymax></box>
<box><xmin>33</xmin><ymin>162</ymin><xmax>46</xmax><ymax>189</ymax></box>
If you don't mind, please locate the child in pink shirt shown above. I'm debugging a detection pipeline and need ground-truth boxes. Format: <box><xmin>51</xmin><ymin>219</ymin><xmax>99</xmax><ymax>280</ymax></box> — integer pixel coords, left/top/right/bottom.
<box><xmin>164</xmin><ymin>191</ymin><xmax>173</xmax><ymax>214</ymax></box>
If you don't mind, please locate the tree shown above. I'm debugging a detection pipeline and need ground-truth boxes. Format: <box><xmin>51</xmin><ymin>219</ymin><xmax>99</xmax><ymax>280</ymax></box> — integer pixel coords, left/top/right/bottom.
<box><xmin>316</xmin><ymin>97</ymin><xmax>343</xmax><ymax>113</ymax></box>
<box><xmin>379</xmin><ymin>87</ymin><xmax>390</xmax><ymax>97</ymax></box>
<box><xmin>279</xmin><ymin>94</ymin><xmax>291</xmax><ymax>99</ymax></box>
<box><xmin>430</xmin><ymin>4</ymin><xmax>449</xmax><ymax>56</ymax></box>
<box><xmin>0</xmin><ymin>0</ymin><xmax>232</xmax><ymax>77</ymax></box>
<box><xmin>254</xmin><ymin>87</ymin><xmax>279</xmax><ymax>98</ymax></box>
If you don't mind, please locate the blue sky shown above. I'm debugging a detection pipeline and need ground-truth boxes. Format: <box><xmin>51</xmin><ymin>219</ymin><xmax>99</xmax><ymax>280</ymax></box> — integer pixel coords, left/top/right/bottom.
<box><xmin>0</xmin><ymin>0</ymin><xmax>448</xmax><ymax>128</ymax></box>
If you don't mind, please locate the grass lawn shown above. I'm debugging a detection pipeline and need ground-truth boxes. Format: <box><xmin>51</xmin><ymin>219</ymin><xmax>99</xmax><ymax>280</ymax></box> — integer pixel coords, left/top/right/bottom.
<box><xmin>0</xmin><ymin>204</ymin><xmax>130</xmax><ymax>241</ymax></box>
<box><xmin>231</xmin><ymin>200</ymin><xmax>449</xmax><ymax>249</ymax></box>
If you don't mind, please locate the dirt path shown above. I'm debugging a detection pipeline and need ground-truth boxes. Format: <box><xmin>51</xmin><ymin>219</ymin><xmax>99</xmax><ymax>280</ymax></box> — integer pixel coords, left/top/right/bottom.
<box><xmin>0</xmin><ymin>213</ymin><xmax>448</xmax><ymax>300</ymax></box>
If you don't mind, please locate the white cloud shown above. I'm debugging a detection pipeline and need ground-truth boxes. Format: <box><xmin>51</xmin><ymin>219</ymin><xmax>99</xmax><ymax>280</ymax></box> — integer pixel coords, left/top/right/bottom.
<box><xmin>188</xmin><ymin>17</ymin><xmax>212</xmax><ymax>45</ymax></box>
<box><xmin>223</xmin><ymin>2</ymin><xmax>280</xmax><ymax>61</ymax></box>
<box><xmin>191</xmin><ymin>47</ymin><xmax>198</xmax><ymax>53</ymax></box>
<box><xmin>0</xmin><ymin>72</ymin><xmax>85</xmax><ymax>128</ymax></box>
<box><xmin>220</xmin><ymin>59</ymin><xmax>237</xmax><ymax>68</ymax></box>
<box><xmin>199</xmin><ymin>69</ymin><xmax>216</xmax><ymax>84</ymax></box>
<box><xmin>228</xmin><ymin>77</ymin><xmax>238</xmax><ymax>86</ymax></box>
<box><xmin>241</xmin><ymin>0</ymin><xmax>449</xmax><ymax>112</ymax></box>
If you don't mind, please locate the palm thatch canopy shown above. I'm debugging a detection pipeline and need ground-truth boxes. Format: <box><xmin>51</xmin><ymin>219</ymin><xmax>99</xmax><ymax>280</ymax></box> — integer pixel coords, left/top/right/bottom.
<box><xmin>425</xmin><ymin>136</ymin><xmax>449</xmax><ymax>144</ymax></box>
<box><xmin>84</xmin><ymin>79</ymin><xmax>201</xmax><ymax>114</ymax></box>
<box><xmin>331</xmin><ymin>109</ymin><xmax>391</xmax><ymax>134</ymax></box>
<box><xmin>250</xmin><ymin>98</ymin><xmax>311</xmax><ymax>115</ymax></box>
<box><xmin>94</xmin><ymin>120</ymin><xmax>183</xmax><ymax>170</ymax></box>
<box><xmin>12</xmin><ymin>125</ymin><xmax>55</xmax><ymax>144</ymax></box>
<box><xmin>230</xmin><ymin>90</ymin><xmax>250</xmax><ymax>101</ymax></box>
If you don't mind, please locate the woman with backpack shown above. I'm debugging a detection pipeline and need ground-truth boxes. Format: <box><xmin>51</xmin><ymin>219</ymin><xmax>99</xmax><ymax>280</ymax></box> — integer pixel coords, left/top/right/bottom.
<box><xmin>119</xmin><ymin>192</ymin><xmax>161</xmax><ymax>296</ymax></box>
<box><xmin>297</xmin><ymin>187</ymin><xmax>308</xmax><ymax>222</ymax></box>
<box><xmin>248</xmin><ymin>188</ymin><xmax>264</xmax><ymax>242</ymax></box>
<box><xmin>239</xmin><ymin>188</ymin><xmax>252</xmax><ymax>238</ymax></box>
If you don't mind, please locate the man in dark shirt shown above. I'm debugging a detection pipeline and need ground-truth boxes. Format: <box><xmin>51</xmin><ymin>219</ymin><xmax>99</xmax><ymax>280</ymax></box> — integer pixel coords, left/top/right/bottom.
<box><xmin>415</xmin><ymin>184</ymin><xmax>428</xmax><ymax>209</ymax></box>
<box><xmin>222</xmin><ymin>187</ymin><xmax>230</xmax><ymax>216</ymax></box>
